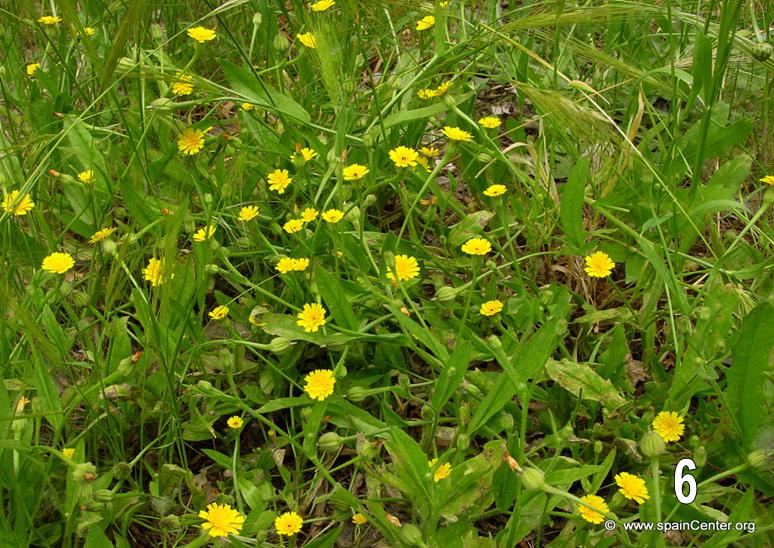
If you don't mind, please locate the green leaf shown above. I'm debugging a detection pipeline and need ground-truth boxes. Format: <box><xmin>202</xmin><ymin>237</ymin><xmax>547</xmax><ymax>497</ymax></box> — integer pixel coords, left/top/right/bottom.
<box><xmin>448</xmin><ymin>211</ymin><xmax>495</xmax><ymax>247</ymax></box>
<box><xmin>381</xmin><ymin>92</ymin><xmax>472</xmax><ymax>129</ymax></box>
<box><xmin>545</xmin><ymin>359</ymin><xmax>626</xmax><ymax>411</ymax></box>
<box><xmin>560</xmin><ymin>157</ymin><xmax>588</xmax><ymax>252</ymax></box>
<box><xmin>315</xmin><ymin>267</ymin><xmax>360</xmax><ymax>331</ymax></box>
<box><xmin>383</xmin><ymin>429</ymin><xmax>432</xmax><ymax>510</ymax></box>
<box><xmin>432</xmin><ymin>341</ymin><xmax>472</xmax><ymax>411</ymax></box>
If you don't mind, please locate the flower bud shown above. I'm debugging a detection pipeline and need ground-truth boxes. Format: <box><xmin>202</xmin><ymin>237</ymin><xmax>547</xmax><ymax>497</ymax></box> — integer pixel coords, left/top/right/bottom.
<box><xmin>397</xmin><ymin>374</ymin><xmax>410</xmax><ymax>392</ymax></box>
<box><xmin>204</xmin><ymin>263</ymin><xmax>219</xmax><ymax>275</ymax></box>
<box><xmin>318</xmin><ymin>432</ymin><xmax>344</xmax><ymax>453</ymax></box>
<box><xmin>456</xmin><ymin>433</ymin><xmax>470</xmax><ymax>451</ymax></box>
<box><xmin>443</xmin><ymin>93</ymin><xmax>457</xmax><ymax>108</ymax></box>
<box><xmin>693</xmin><ymin>445</ymin><xmax>707</xmax><ymax>468</ymax></box>
<box><xmin>435</xmin><ymin>286</ymin><xmax>460</xmax><ymax>302</ymax></box>
<box><xmin>101</xmin><ymin>238</ymin><xmax>118</xmax><ymax>256</ymax></box>
<box><xmin>386</xmin><ymin>514</ymin><xmax>402</xmax><ymax>527</ymax></box>
<box><xmin>399</xmin><ymin>523</ymin><xmax>425</xmax><ymax>547</ymax></box>
<box><xmin>520</xmin><ymin>467</ymin><xmax>546</xmax><ymax>491</ymax></box>
<box><xmin>747</xmin><ymin>450</ymin><xmax>769</xmax><ymax>469</ymax></box>
<box><xmin>252</xmin><ymin>12</ymin><xmax>263</xmax><ymax>26</ymax></box>
<box><xmin>73</xmin><ymin>462</ymin><xmax>98</xmax><ymax>483</ymax></box>
<box><xmin>269</xmin><ymin>336</ymin><xmax>293</xmax><ymax>354</ymax></box>
<box><xmin>640</xmin><ymin>431</ymin><xmax>666</xmax><ymax>458</ymax></box>
<box><xmin>273</xmin><ymin>33</ymin><xmax>288</xmax><ymax>51</ymax></box>
<box><xmin>93</xmin><ymin>489</ymin><xmax>114</xmax><ymax>503</ymax></box>
<box><xmin>347</xmin><ymin>386</ymin><xmax>369</xmax><ymax>402</ymax></box>
<box><xmin>356</xmin><ymin>433</ymin><xmax>379</xmax><ymax>459</ymax></box>
<box><xmin>112</xmin><ymin>461</ymin><xmax>131</xmax><ymax>479</ymax></box>
<box><xmin>751</xmin><ymin>42</ymin><xmax>773</xmax><ymax>61</ymax></box>
<box><xmin>149</xmin><ymin>97</ymin><xmax>175</xmax><ymax>112</ymax></box>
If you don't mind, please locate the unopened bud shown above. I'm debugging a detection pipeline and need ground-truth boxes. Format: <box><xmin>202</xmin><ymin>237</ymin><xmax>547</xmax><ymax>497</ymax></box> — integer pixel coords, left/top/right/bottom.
<box><xmin>399</xmin><ymin>523</ymin><xmax>425</xmax><ymax>547</ymax></box>
<box><xmin>456</xmin><ymin>433</ymin><xmax>470</xmax><ymax>451</ymax></box>
<box><xmin>386</xmin><ymin>514</ymin><xmax>402</xmax><ymax>527</ymax></box>
<box><xmin>318</xmin><ymin>432</ymin><xmax>344</xmax><ymax>453</ymax></box>
<box><xmin>640</xmin><ymin>431</ymin><xmax>666</xmax><ymax>458</ymax></box>
<box><xmin>747</xmin><ymin>450</ymin><xmax>769</xmax><ymax>469</ymax></box>
<box><xmin>356</xmin><ymin>433</ymin><xmax>379</xmax><ymax>459</ymax></box>
<box><xmin>435</xmin><ymin>286</ymin><xmax>460</xmax><ymax>302</ymax></box>
<box><xmin>504</xmin><ymin>454</ymin><xmax>521</xmax><ymax>472</ymax></box>
<box><xmin>347</xmin><ymin>386</ymin><xmax>369</xmax><ymax>402</ymax></box>
<box><xmin>73</xmin><ymin>462</ymin><xmax>98</xmax><ymax>483</ymax></box>
<box><xmin>269</xmin><ymin>337</ymin><xmax>292</xmax><ymax>354</ymax></box>
<box><xmin>520</xmin><ymin>467</ymin><xmax>546</xmax><ymax>491</ymax></box>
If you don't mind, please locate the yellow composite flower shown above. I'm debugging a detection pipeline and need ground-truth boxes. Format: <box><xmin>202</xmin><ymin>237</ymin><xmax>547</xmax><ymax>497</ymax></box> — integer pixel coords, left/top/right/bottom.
<box><xmin>483</xmin><ymin>184</ymin><xmax>507</xmax><ymax>197</ymax></box>
<box><xmin>89</xmin><ymin>227</ymin><xmax>117</xmax><ymax>244</ymax></box>
<box><xmin>421</xmin><ymin>146</ymin><xmax>440</xmax><ymax>158</ymax></box>
<box><xmin>304</xmin><ymin>369</ymin><xmax>336</xmax><ymax>401</ymax></box>
<box><xmin>311</xmin><ymin>0</ymin><xmax>335</xmax><ymax>11</ymax></box>
<box><xmin>478</xmin><ymin>116</ymin><xmax>501</xmax><ymax>129</ymax></box>
<box><xmin>276</xmin><ymin>258</ymin><xmax>297</xmax><ymax>274</ymax></box>
<box><xmin>614</xmin><ymin>472</ymin><xmax>649</xmax><ymax>504</ymax></box>
<box><xmin>42</xmin><ymin>252</ymin><xmax>75</xmax><ymax>274</ymax></box>
<box><xmin>26</xmin><ymin>63</ymin><xmax>41</xmax><ymax>76</ymax></box>
<box><xmin>199</xmin><ymin>502</ymin><xmax>245</xmax><ymax>538</ymax></box>
<box><xmin>441</xmin><ymin>126</ymin><xmax>473</xmax><ymax>142</ymax></box>
<box><xmin>283</xmin><ymin>219</ymin><xmax>305</xmax><ymax>234</ymax></box>
<box><xmin>389</xmin><ymin>146</ymin><xmax>419</xmax><ymax>168</ymax></box>
<box><xmin>584</xmin><ymin>251</ymin><xmax>615</xmax><ymax>278</ymax></box>
<box><xmin>2</xmin><ymin>190</ymin><xmax>35</xmax><ymax>216</ymax></box>
<box><xmin>435</xmin><ymin>81</ymin><xmax>451</xmax><ymax>95</ymax></box>
<box><xmin>760</xmin><ymin>175</ymin><xmax>774</xmax><ymax>185</ymax></box>
<box><xmin>297</xmin><ymin>303</ymin><xmax>327</xmax><ymax>333</ymax></box>
<box><xmin>461</xmin><ymin>237</ymin><xmax>492</xmax><ymax>255</ymax></box>
<box><xmin>171</xmin><ymin>73</ymin><xmax>193</xmax><ymax>96</ymax></box>
<box><xmin>209</xmin><ymin>305</ymin><xmax>229</xmax><ymax>320</ymax></box>
<box><xmin>416</xmin><ymin>15</ymin><xmax>435</xmax><ymax>31</ymax></box>
<box><xmin>652</xmin><ymin>411</ymin><xmax>685</xmax><ymax>443</ymax></box>
<box><xmin>292</xmin><ymin>258</ymin><xmax>310</xmax><ymax>271</ymax></box>
<box><xmin>578</xmin><ymin>494</ymin><xmax>609</xmax><ymax>524</ymax></box>
<box><xmin>193</xmin><ymin>225</ymin><xmax>216</xmax><ymax>242</ymax></box>
<box><xmin>187</xmin><ymin>26</ymin><xmax>216</xmax><ymax>43</ymax></box>
<box><xmin>227</xmin><ymin>416</ymin><xmax>243</xmax><ymax>429</ymax></box>
<box><xmin>38</xmin><ymin>15</ymin><xmax>62</xmax><ymax>25</ymax></box>
<box><xmin>479</xmin><ymin>299</ymin><xmax>503</xmax><ymax>316</ymax></box>
<box><xmin>240</xmin><ymin>102</ymin><xmax>254</xmax><ymax>111</ymax></box>
<box><xmin>178</xmin><ymin>127</ymin><xmax>207</xmax><ymax>155</ymax></box>
<box><xmin>418</xmin><ymin>88</ymin><xmax>438</xmax><ymax>100</ymax></box>
<box><xmin>297</xmin><ymin>32</ymin><xmax>317</xmax><ymax>48</ymax></box>
<box><xmin>352</xmin><ymin>513</ymin><xmax>368</xmax><ymax>525</ymax></box>
<box><xmin>78</xmin><ymin>170</ymin><xmax>96</xmax><ymax>184</ymax></box>
<box><xmin>429</xmin><ymin>458</ymin><xmax>452</xmax><ymax>482</ymax></box>
<box><xmin>143</xmin><ymin>258</ymin><xmax>172</xmax><ymax>287</ymax></box>
<box><xmin>267</xmin><ymin>169</ymin><xmax>292</xmax><ymax>194</ymax></box>
<box><xmin>322</xmin><ymin>209</ymin><xmax>344</xmax><ymax>223</ymax></box>
<box><xmin>275</xmin><ymin>511</ymin><xmax>303</xmax><ymax>537</ymax></box>
<box><xmin>238</xmin><ymin>205</ymin><xmax>260</xmax><ymax>221</ymax></box>
<box><xmin>62</xmin><ymin>448</ymin><xmax>75</xmax><ymax>459</ymax></box>
<box><xmin>83</xmin><ymin>27</ymin><xmax>96</xmax><ymax>36</ymax></box>
<box><xmin>297</xmin><ymin>147</ymin><xmax>318</xmax><ymax>162</ymax></box>
<box><xmin>300</xmin><ymin>207</ymin><xmax>319</xmax><ymax>222</ymax></box>
<box><xmin>386</xmin><ymin>255</ymin><xmax>420</xmax><ymax>283</ymax></box>
<box><xmin>342</xmin><ymin>163</ymin><xmax>369</xmax><ymax>181</ymax></box>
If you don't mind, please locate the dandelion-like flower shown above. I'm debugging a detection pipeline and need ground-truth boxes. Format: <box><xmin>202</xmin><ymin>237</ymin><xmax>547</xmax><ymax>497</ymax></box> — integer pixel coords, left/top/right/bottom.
<box><xmin>389</xmin><ymin>146</ymin><xmax>419</xmax><ymax>168</ymax></box>
<box><xmin>297</xmin><ymin>147</ymin><xmax>318</xmax><ymax>162</ymax></box>
<box><xmin>304</xmin><ymin>369</ymin><xmax>336</xmax><ymax>401</ymax></box>
<box><xmin>319</xmin><ymin>209</ymin><xmax>342</xmax><ymax>223</ymax></box>
<box><xmin>352</xmin><ymin>513</ymin><xmax>367</xmax><ymax>525</ymax></box>
<box><xmin>343</xmin><ymin>164</ymin><xmax>369</xmax><ymax>181</ymax></box>
<box><xmin>171</xmin><ymin>73</ymin><xmax>193</xmax><ymax>96</ymax></box>
<box><xmin>584</xmin><ymin>251</ymin><xmax>615</xmax><ymax>278</ymax></box>
<box><xmin>238</xmin><ymin>205</ymin><xmax>259</xmax><ymax>221</ymax></box>
<box><xmin>311</xmin><ymin>0</ymin><xmax>335</xmax><ymax>11</ymax></box>
<box><xmin>759</xmin><ymin>175</ymin><xmax>774</xmax><ymax>186</ymax></box>
<box><xmin>275</xmin><ymin>511</ymin><xmax>303</xmax><ymax>537</ymax></box>
<box><xmin>297</xmin><ymin>32</ymin><xmax>317</xmax><ymax>48</ymax></box>
<box><xmin>2</xmin><ymin>190</ymin><xmax>35</xmax><ymax>216</ymax></box>
<box><xmin>178</xmin><ymin>127</ymin><xmax>207</xmax><ymax>155</ymax></box>
<box><xmin>386</xmin><ymin>255</ymin><xmax>420</xmax><ymax>282</ymax></box>
<box><xmin>42</xmin><ymin>252</ymin><xmax>75</xmax><ymax>274</ymax></box>
<box><xmin>83</xmin><ymin>27</ymin><xmax>96</xmax><ymax>36</ymax></box>
<box><xmin>301</xmin><ymin>208</ymin><xmax>319</xmax><ymax>222</ymax></box>
<box><xmin>652</xmin><ymin>411</ymin><xmax>685</xmax><ymax>443</ymax></box>
<box><xmin>26</xmin><ymin>63</ymin><xmax>41</xmax><ymax>76</ymax></box>
<box><xmin>199</xmin><ymin>502</ymin><xmax>245</xmax><ymax>538</ymax></box>
<box><xmin>240</xmin><ymin>103</ymin><xmax>254</xmax><ymax>111</ymax></box>
<box><xmin>89</xmin><ymin>227</ymin><xmax>117</xmax><ymax>244</ymax></box>
<box><xmin>578</xmin><ymin>494</ymin><xmax>608</xmax><ymax>524</ymax></box>
<box><xmin>143</xmin><ymin>258</ymin><xmax>171</xmax><ymax>287</ymax></box>
<box><xmin>442</xmin><ymin>126</ymin><xmax>473</xmax><ymax>142</ymax></box>
<box><xmin>38</xmin><ymin>15</ymin><xmax>62</xmax><ymax>25</ymax></box>
<box><xmin>483</xmin><ymin>184</ymin><xmax>506</xmax><ymax>197</ymax></box>
<box><xmin>62</xmin><ymin>448</ymin><xmax>75</xmax><ymax>459</ymax></box>
<box><xmin>478</xmin><ymin>116</ymin><xmax>501</xmax><ymax>129</ymax></box>
<box><xmin>418</xmin><ymin>88</ymin><xmax>438</xmax><ymax>100</ymax></box>
<box><xmin>416</xmin><ymin>15</ymin><xmax>435</xmax><ymax>31</ymax></box>
<box><xmin>227</xmin><ymin>416</ymin><xmax>243</xmax><ymax>429</ymax></box>
<box><xmin>268</xmin><ymin>169</ymin><xmax>292</xmax><ymax>193</ymax></box>
<box><xmin>461</xmin><ymin>238</ymin><xmax>491</xmax><ymax>255</ymax></box>
<box><xmin>429</xmin><ymin>458</ymin><xmax>452</xmax><ymax>482</ymax></box>
<box><xmin>78</xmin><ymin>170</ymin><xmax>96</xmax><ymax>184</ymax></box>
<box><xmin>193</xmin><ymin>225</ymin><xmax>216</xmax><ymax>242</ymax></box>
<box><xmin>283</xmin><ymin>219</ymin><xmax>304</xmax><ymax>233</ymax></box>
<box><xmin>187</xmin><ymin>26</ymin><xmax>216</xmax><ymax>43</ymax></box>
<box><xmin>276</xmin><ymin>258</ymin><xmax>297</xmax><ymax>274</ymax></box>
<box><xmin>480</xmin><ymin>300</ymin><xmax>503</xmax><ymax>316</ymax></box>
<box><xmin>614</xmin><ymin>472</ymin><xmax>649</xmax><ymax>504</ymax></box>
<box><xmin>296</xmin><ymin>303</ymin><xmax>327</xmax><ymax>333</ymax></box>
<box><xmin>209</xmin><ymin>305</ymin><xmax>229</xmax><ymax>320</ymax></box>
<box><xmin>292</xmin><ymin>258</ymin><xmax>310</xmax><ymax>271</ymax></box>
<box><xmin>421</xmin><ymin>146</ymin><xmax>440</xmax><ymax>158</ymax></box>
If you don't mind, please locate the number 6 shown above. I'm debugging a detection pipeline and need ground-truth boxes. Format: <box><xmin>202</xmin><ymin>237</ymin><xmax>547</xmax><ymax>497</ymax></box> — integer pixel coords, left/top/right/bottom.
<box><xmin>674</xmin><ymin>458</ymin><xmax>697</xmax><ymax>503</ymax></box>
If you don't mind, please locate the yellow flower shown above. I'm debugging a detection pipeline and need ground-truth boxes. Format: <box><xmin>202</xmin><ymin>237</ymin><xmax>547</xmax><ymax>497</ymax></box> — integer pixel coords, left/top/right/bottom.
<box><xmin>421</xmin><ymin>146</ymin><xmax>440</xmax><ymax>158</ymax></box>
<box><xmin>276</xmin><ymin>258</ymin><xmax>297</xmax><ymax>274</ymax></box>
<box><xmin>760</xmin><ymin>175</ymin><xmax>774</xmax><ymax>185</ymax></box>
<box><xmin>78</xmin><ymin>170</ymin><xmax>96</xmax><ymax>184</ymax></box>
<box><xmin>352</xmin><ymin>513</ymin><xmax>367</xmax><ymax>525</ymax></box>
<box><xmin>584</xmin><ymin>251</ymin><xmax>615</xmax><ymax>278</ymax></box>
<box><xmin>297</xmin><ymin>303</ymin><xmax>327</xmax><ymax>333</ymax></box>
<box><xmin>416</xmin><ymin>156</ymin><xmax>431</xmax><ymax>172</ymax></box>
<box><xmin>292</xmin><ymin>258</ymin><xmax>310</xmax><ymax>271</ymax></box>
<box><xmin>199</xmin><ymin>502</ymin><xmax>245</xmax><ymax>538</ymax></box>
<box><xmin>267</xmin><ymin>169</ymin><xmax>292</xmax><ymax>194</ymax></box>
<box><xmin>38</xmin><ymin>15</ymin><xmax>62</xmax><ymax>25</ymax></box>
<box><xmin>418</xmin><ymin>88</ymin><xmax>438</xmax><ymax>100</ymax></box>
<box><xmin>42</xmin><ymin>252</ymin><xmax>75</xmax><ymax>274</ymax></box>
<box><xmin>614</xmin><ymin>472</ymin><xmax>649</xmax><ymax>504</ymax></box>
<box><xmin>389</xmin><ymin>146</ymin><xmax>419</xmax><ymax>168</ymax></box>
<box><xmin>171</xmin><ymin>73</ymin><xmax>193</xmax><ymax>96</ymax></box>
<box><xmin>483</xmin><ymin>184</ymin><xmax>506</xmax><ymax>197</ymax></box>
<box><xmin>300</xmin><ymin>208</ymin><xmax>319</xmax><ymax>222</ymax></box>
<box><xmin>429</xmin><ymin>458</ymin><xmax>452</xmax><ymax>482</ymax></box>
<box><xmin>178</xmin><ymin>127</ymin><xmax>207</xmax><ymax>155</ymax></box>
<box><xmin>275</xmin><ymin>511</ymin><xmax>303</xmax><ymax>537</ymax></box>
<box><xmin>652</xmin><ymin>411</ymin><xmax>685</xmax><ymax>443</ymax></box>
<box><xmin>283</xmin><ymin>219</ymin><xmax>304</xmax><ymax>233</ymax></box>
<box><xmin>479</xmin><ymin>299</ymin><xmax>503</xmax><ymax>316</ymax></box>
<box><xmin>193</xmin><ymin>225</ymin><xmax>216</xmax><ymax>242</ymax></box>
<box><xmin>343</xmin><ymin>164</ymin><xmax>369</xmax><ymax>181</ymax></box>
<box><xmin>297</xmin><ymin>147</ymin><xmax>318</xmax><ymax>162</ymax></box>
<box><xmin>386</xmin><ymin>255</ymin><xmax>420</xmax><ymax>282</ymax></box>
<box><xmin>89</xmin><ymin>227</ymin><xmax>117</xmax><ymax>244</ymax></box>
<box><xmin>187</xmin><ymin>26</ymin><xmax>216</xmax><ymax>43</ymax></box>
<box><xmin>478</xmin><ymin>116</ymin><xmax>501</xmax><ymax>129</ymax></box>
<box><xmin>311</xmin><ymin>0</ymin><xmax>335</xmax><ymax>11</ymax></box>
<box><xmin>416</xmin><ymin>15</ymin><xmax>435</xmax><ymax>31</ymax></box>
<box><xmin>83</xmin><ymin>27</ymin><xmax>96</xmax><ymax>36</ymax></box>
<box><xmin>227</xmin><ymin>416</ymin><xmax>243</xmax><ymax>429</ymax></box>
<box><xmin>435</xmin><ymin>81</ymin><xmax>451</xmax><ymax>95</ymax></box>
<box><xmin>578</xmin><ymin>494</ymin><xmax>608</xmax><ymax>524</ymax></box>
<box><xmin>461</xmin><ymin>238</ymin><xmax>491</xmax><ymax>255</ymax></box>
<box><xmin>2</xmin><ymin>190</ymin><xmax>35</xmax><ymax>216</ymax></box>
<box><xmin>240</xmin><ymin>102</ymin><xmax>254</xmax><ymax>111</ymax></box>
<box><xmin>238</xmin><ymin>205</ymin><xmax>260</xmax><ymax>221</ymax></box>
<box><xmin>322</xmin><ymin>209</ymin><xmax>344</xmax><ymax>223</ymax></box>
<box><xmin>143</xmin><ymin>258</ymin><xmax>171</xmax><ymax>287</ymax></box>
<box><xmin>297</xmin><ymin>32</ymin><xmax>317</xmax><ymax>48</ymax></box>
<box><xmin>209</xmin><ymin>305</ymin><xmax>229</xmax><ymax>320</ymax></box>
<box><xmin>26</xmin><ymin>63</ymin><xmax>41</xmax><ymax>76</ymax></box>
<box><xmin>62</xmin><ymin>448</ymin><xmax>75</xmax><ymax>459</ymax></box>
<box><xmin>304</xmin><ymin>369</ymin><xmax>336</xmax><ymax>400</ymax></box>
<box><xmin>441</xmin><ymin>126</ymin><xmax>473</xmax><ymax>142</ymax></box>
